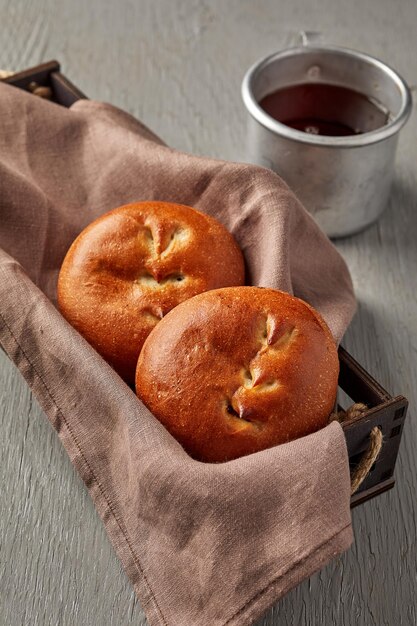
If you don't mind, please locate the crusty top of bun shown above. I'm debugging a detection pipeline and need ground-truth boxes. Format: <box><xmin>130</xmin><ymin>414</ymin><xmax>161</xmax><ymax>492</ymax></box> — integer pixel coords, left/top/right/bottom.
<box><xmin>136</xmin><ymin>287</ymin><xmax>339</xmax><ymax>462</ymax></box>
<box><xmin>57</xmin><ymin>201</ymin><xmax>244</xmax><ymax>382</ymax></box>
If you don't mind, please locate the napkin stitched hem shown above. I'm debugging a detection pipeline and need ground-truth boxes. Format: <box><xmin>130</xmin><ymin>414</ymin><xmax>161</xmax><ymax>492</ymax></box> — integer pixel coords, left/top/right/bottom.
<box><xmin>223</xmin><ymin>524</ymin><xmax>352</xmax><ymax>625</ymax></box>
<box><xmin>0</xmin><ymin>309</ymin><xmax>168</xmax><ymax>625</ymax></box>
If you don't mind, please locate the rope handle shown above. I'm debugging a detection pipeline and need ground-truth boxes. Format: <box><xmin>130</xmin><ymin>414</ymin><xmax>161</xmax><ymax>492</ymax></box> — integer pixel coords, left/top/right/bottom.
<box><xmin>350</xmin><ymin>426</ymin><xmax>383</xmax><ymax>494</ymax></box>
<box><xmin>331</xmin><ymin>403</ymin><xmax>384</xmax><ymax>495</ymax></box>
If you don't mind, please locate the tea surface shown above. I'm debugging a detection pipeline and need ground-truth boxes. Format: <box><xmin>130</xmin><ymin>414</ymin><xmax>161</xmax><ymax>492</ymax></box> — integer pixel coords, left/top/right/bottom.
<box><xmin>259</xmin><ymin>83</ymin><xmax>389</xmax><ymax>136</ymax></box>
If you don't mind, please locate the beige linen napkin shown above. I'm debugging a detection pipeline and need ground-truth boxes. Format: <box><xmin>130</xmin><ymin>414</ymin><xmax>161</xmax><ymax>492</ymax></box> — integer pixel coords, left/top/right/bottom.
<box><xmin>0</xmin><ymin>81</ymin><xmax>355</xmax><ymax>626</ymax></box>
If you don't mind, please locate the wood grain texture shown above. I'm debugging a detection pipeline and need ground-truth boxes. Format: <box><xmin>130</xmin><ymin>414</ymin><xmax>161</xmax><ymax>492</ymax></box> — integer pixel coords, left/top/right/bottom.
<box><xmin>1</xmin><ymin>0</ymin><xmax>416</xmax><ymax>625</ymax></box>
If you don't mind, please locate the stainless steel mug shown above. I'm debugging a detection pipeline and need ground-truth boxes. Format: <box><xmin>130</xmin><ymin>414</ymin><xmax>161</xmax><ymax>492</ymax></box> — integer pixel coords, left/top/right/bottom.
<box><xmin>242</xmin><ymin>44</ymin><xmax>412</xmax><ymax>237</ymax></box>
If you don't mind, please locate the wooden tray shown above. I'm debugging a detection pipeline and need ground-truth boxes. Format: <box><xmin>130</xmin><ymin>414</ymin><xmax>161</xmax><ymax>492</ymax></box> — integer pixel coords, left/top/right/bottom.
<box><xmin>1</xmin><ymin>60</ymin><xmax>409</xmax><ymax>508</ymax></box>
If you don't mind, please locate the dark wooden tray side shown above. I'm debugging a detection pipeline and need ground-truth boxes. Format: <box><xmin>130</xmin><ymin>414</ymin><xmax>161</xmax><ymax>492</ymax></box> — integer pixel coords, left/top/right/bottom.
<box><xmin>1</xmin><ymin>60</ymin><xmax>87</xmax><ymax>106</ymax></box>
<box><xmin>1</xmin><ymin>61</ymin><xmax>409</xmax><ymax>508</ymax></box>
<box><xmin>339</xmin><ymin>347</ymin><xmax>408</xmax><ymax>506</ymax></box>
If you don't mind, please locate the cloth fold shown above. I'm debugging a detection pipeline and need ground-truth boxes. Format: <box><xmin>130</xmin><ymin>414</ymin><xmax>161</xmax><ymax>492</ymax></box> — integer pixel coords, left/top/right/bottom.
<box><xmin>0</xmin><ymin>81</ymin><xmax>355</xmax><ymax>626</ymax></box>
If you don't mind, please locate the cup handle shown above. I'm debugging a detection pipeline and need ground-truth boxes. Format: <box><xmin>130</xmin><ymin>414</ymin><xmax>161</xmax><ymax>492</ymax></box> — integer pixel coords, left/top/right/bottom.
<box><xmin>297</xmin><ymin>30</ymin><xmax>324</xmax><ymax>46</ymax></box>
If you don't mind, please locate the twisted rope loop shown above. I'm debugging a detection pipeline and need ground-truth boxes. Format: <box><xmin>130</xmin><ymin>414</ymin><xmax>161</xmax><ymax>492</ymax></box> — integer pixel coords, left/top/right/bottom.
<box><xmin>331</xmin><ymin>403</ymin><xmax>383</xmax><ymax>495</ymax></box>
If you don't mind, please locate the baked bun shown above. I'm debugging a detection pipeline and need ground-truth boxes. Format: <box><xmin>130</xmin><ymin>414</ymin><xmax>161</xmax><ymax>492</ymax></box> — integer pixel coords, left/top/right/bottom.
<box><xmin>57</xmin><ymin>201</ymin><xmax>244</xmax><ymax>382</ymax></box>
<box><xmin>136</xmin><ymin>287</ymin><xmax>339</xmax><ymax>462</ymax></box>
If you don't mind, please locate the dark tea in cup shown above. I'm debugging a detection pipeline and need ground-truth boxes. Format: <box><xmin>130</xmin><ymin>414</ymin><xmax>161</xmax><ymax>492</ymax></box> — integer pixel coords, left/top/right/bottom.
<box><xmin>259</xmin><ymin>83</ymin><xmax>389</xmax><ymax>137</ymax></box>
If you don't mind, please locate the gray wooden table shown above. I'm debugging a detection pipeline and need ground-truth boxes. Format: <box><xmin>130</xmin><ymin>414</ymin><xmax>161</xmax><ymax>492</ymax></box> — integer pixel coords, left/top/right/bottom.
<box><xmin>1</xmin><ymin>1</ymin><xmax>416</xmax><ymax>625</ymax></box>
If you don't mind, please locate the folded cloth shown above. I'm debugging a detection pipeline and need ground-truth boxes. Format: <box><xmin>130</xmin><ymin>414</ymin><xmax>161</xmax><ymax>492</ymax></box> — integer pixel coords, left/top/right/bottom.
<box><xmin>0</xmin><ymin>81</ymin><xmax>356</xmax><ymax>626</ymax></box>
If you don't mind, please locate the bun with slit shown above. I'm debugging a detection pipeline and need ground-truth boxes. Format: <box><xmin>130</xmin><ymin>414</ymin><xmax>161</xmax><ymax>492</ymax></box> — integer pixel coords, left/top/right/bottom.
<box><xmin>135</xmin><ymin>286</ymin><xmax>339</xmax><ymax>462</ymax></box>
<box><xmin>57</xmin><ymin>201</ymin><xmax>245</xmax><ymax>382</ymax></box>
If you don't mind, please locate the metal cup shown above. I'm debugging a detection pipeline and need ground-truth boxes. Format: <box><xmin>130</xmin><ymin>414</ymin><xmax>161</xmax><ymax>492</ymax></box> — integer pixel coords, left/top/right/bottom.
<box><xmin>242</xmin><ymin>44</ymin><xmax>412</xmax><ymax>237</ymax></box>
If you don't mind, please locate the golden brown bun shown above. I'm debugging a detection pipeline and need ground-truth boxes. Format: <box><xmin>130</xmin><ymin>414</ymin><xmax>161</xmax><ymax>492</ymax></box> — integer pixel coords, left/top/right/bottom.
<box><xmin>136</xmin><ymin>287</ymin><xmax>339</xmax><ymax>462</ymax></box>
<box><xmin>57</xmin><ymin>202</ymin><xmax>245</xmax><ymax>382</ymax></box>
